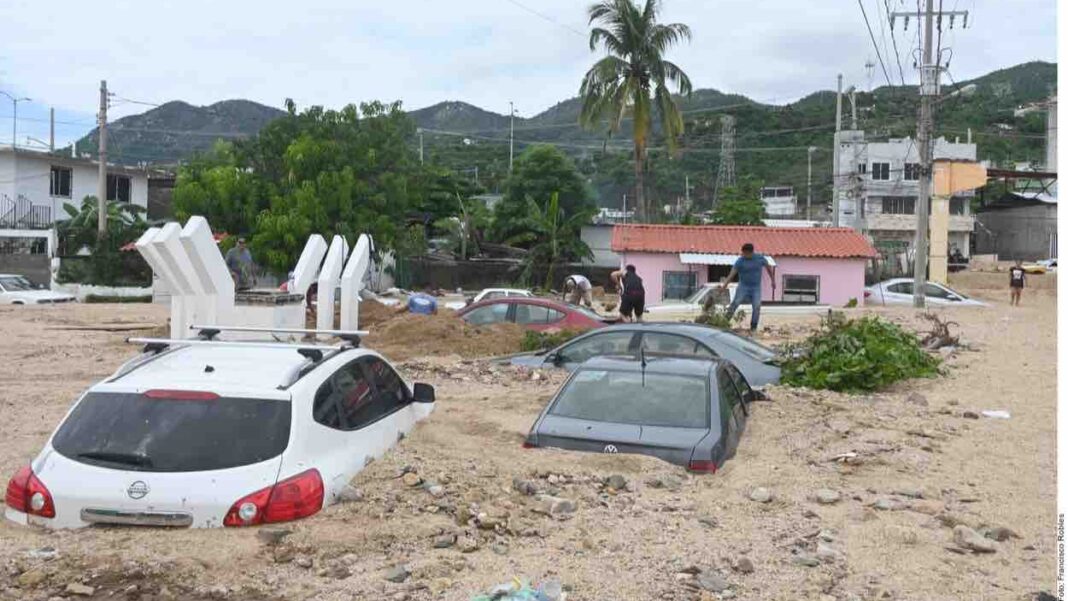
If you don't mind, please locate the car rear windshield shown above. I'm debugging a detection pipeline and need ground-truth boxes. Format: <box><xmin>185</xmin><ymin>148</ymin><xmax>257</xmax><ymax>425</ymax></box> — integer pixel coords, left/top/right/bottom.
<box><xmin>52</xmin><ymin>392</ymin><xmax>291</xmax><ymax>473</ymax></box>
<box><xmin>717</xmin><ymin>330</ymin><xmax>778</xmax><ymax>362</ymax></box>
<box><xmin>550</xmin><ymin>369</ymin><xmax>709</xmax><ymax>428</ymax></box>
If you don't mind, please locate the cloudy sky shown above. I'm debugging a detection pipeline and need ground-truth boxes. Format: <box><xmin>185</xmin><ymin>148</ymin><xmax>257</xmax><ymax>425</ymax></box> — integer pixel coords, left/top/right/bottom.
<box><xmin>0</xmin><ymin>0</ymin><xmax>1056</xmax><ymax>148</ymax></box>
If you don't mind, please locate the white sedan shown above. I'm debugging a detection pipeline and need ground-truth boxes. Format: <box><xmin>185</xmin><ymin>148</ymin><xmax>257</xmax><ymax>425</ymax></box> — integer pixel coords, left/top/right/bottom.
<box><xmin>5</xmin><ymin>335</ymin><xmax>435</xmax><ymax>529</ymax></box>
<box><xmin>644</xmin><ymin>283</ymin><xmax>739</xmax><ymax>320</ymax></box>
<box><xmin>865</xmin><ymin>278</ymin><xmax>986</xmax><ymax>307</ymax></box>
<box><xmin>0</xmin><ymin>274</ymin><xmax>75</xmax><ymax>305</ymax></box>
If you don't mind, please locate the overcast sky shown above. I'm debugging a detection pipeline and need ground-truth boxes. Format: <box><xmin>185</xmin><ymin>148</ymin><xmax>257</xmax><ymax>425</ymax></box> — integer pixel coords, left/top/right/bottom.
<box><xmin>0</xmin><ymin>0</ymin><xmax>1056</xmax><ymax>148</ymax></box>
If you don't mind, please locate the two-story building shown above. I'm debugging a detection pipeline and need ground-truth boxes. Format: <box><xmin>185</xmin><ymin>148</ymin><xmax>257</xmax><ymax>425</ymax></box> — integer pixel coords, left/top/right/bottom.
<box><xmin>835</xmin><ymin>132</ymin><xmax>977</xmax><ymax>258</ymax></box>
<box><xmin>0</xmin><ymin>146</ymin><xmax>149</xmax><ymax>227</ymax></box>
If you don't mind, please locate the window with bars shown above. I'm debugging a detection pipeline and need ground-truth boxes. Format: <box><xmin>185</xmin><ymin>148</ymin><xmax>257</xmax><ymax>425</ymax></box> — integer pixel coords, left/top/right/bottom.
<box><xmin>881</xmin><ymin>196</ymin><xmax>916</xmax><ymax>214</ymax></box>
<box><xmin>662</xmin><ymin>271</ymin><xmax>697</xmax><ymax>300</ymax></box>
<box><xmin>950</xmin><ymin>197</ymin><xmax>968</xmax><ymax>215</ymax></box>
<box><xmin>106</xmin><ymin>174</ymin><xmax>131</xmax><ymax>203</ymax></box>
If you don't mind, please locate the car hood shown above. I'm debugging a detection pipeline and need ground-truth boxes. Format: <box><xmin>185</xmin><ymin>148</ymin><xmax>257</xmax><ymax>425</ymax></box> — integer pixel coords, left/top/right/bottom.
<box><xmin>6</xmin><ymin>290</ymin><xmax>75</xmax><ymax>302</ymax></box>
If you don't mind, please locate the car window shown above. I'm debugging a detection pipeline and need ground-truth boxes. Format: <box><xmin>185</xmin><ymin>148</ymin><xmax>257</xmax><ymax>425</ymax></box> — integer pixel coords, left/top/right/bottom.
<box><xmin>366</xmin><ymin>357</ymin><xmax>410</xmax><ymax>407</ymax></box>
<box><xmin>725</xmin><ymin>364</ymin><xmax>753</xmax><ymax>399</ymax></box>
<box><xmin>550</xmin><ymin>369</ymin><xmax>709</xmax><ymax>429</ymax></box>
<box><xmin>515</xmin><ymin>303</ymin><xmax>564</xmax><ymax>325</ymax></box>
<box><xmin>717</xmin><ymin>372</ymin><xmax>743</xmax><ymax>430</ymax></box>
<box><xmin>0</xmin><ymin>276</ymin><xmax>35</xmax><ymax>291</ymax></box>
<box><xmin>313</xmin><ymin>379</ymin><xmax>343</xmax><ymax>429</ymax></box>
<box><xmin>641</xmin><ymin>333</ymin><xmax>715</xmax><ymax>359</ymax></box>
<box><xmin>333</xmin><ymin>363</ymin><xmax>376</xmax><ymax>429</ymax></box>
<box><xmin>557</xmin><ymin>331</ymin><xmax>635</xmax><ymax>363</ymax></box>
<box><xmin>887</xmin><ymin>282</ymin><xmax>913</xmax><ymax>294</ymax></box>
<box><xmin>53</xmin><ymin>392</ymin><xmax>291</xmax><ymax>472</ymax></box>
<box><xmin>464</xmin><ymin>303</ymin><xmax>509</xmax><ymax>325</ymax></box>
<box><xmin>484</xmin><ymin>291</ymin><xmax>506</xmax><ymax>300</ymax></box>
<box><xmin>925</xmin><ymin>283</ymin><xmax>952</xmax><ymax>299</ymax></box>
<box><xmin>714</xmin><ymin>330</ymin><xmax>777</xmax><ymax>362</ymax></box>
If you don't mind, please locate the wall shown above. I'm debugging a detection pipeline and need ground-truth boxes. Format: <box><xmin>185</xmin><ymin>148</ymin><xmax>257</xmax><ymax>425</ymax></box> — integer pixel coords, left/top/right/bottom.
<box><xmin>619</xmin><ymin>251</ymin><xmax>867</xmax><ymax>306</ymax></box>
<box><xmin>0</xmin><ymin>253</ymin><xmax>50</xmax><ymax>285</ymax></box>
<box><xmin>774</xmin><ymin>257</ymin><xmax>868</xmax><ymax>306</ymax></box>
<box><xmin>975</xmin><ymin>204</ymin><xmax>1058</xmax><ymax>260</ymax></box>
<box><xmin>580</xmin><ymin>224</ymin><xmax>620</xmax><ymax>268</ymax></box>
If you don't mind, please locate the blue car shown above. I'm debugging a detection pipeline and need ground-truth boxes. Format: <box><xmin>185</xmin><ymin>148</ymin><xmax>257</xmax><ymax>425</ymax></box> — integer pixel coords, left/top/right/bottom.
<box><xmin>509</xmin><ymin>323</ymin><xmax>781</xmax><ymax>388</ymax></box>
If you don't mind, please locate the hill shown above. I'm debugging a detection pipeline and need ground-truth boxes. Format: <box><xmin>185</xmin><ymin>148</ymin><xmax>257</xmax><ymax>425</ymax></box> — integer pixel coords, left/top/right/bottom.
<box><xmin>74</xmin><ymin>99</ymin><xmax>286</xmax><ymax>165</ymax></box>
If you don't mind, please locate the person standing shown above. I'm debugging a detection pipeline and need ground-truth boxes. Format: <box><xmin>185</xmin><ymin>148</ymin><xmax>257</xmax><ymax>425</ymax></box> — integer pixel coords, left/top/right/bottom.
<box><xmin>721</xmin><ymin>243</ymin><xmax>775</xmax><ymax>334</ymax></box>
<box><xmin>225</xmin><ymin>237</ymin><xmax>256</xmax><ymax>291</ymax></box>
<box><xmin>563</xmin><ymin>274</ymin><xmax>594</xmax><ymax>307</ymax></box>
<box><xmin>611</xmin><ymin>265</ymin><xmax>645</xmax><ymax>322</ymax></box>
<box><xmin>1009</xmin><ymin>259</ymin><xmax>1026</xmax><ymax>306</ymax></box>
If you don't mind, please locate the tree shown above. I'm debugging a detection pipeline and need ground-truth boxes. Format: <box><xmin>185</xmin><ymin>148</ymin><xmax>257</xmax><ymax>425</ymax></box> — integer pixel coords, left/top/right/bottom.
<box><xmin>579</xmin><ymin>0</ymin><xmax>693</xmax><ymax>221</ymax></box>
<box><xmin>710</xmin><ymin>177</ymin><xmax>766</xmax><ymax>225</ymax></box>
<box><xmin>491</xmin><ymin>145</ymin><xmax>594</xmax><ymax>243</ymax></box>
<box><xmin>508</xmin><ymin>192</ymin><xmax>595</xmax><ymax>290</ymax></box>
<box><xmin>60</xmin><ymin>195</ymin><xmax>147</xmax><ymax>252</ymax></box>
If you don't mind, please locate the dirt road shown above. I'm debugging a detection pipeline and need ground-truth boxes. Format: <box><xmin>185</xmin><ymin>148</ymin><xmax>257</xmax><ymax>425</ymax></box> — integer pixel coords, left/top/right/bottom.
<box><xmin>0</xmin><ymin>289</ymin><xmax>1056</xmax><ymax>600</ymax></box>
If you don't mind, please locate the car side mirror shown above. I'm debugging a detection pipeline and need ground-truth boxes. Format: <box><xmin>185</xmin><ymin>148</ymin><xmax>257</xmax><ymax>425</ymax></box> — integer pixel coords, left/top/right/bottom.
<box><xmin>412</xmin><ymin>383</ymin><xmax>436</xmax><ymax>403</ymax></box>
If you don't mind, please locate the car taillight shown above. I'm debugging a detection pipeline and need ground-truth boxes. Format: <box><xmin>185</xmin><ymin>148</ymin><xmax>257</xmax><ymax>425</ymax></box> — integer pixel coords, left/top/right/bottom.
<box><xmin>688</xmin><ymin>460</ymin><xmax>718</xmax><ymax>474</ymax></box>
<box><xmin>144</xmin><ymin>389</ymin><xmax>220</xmax><ymax>401</ymax></box>
<box><xmin>224</xmin><ymin>469</ymin><xmax>324</xmax><ymax>527</ymax></box>
<box><xmin>521</xmin><ymin>441</ymin><xmax>536</xmax><ymax>449</ymax></box>
<box><xmin>5</xmin><ymin>466</ymin><xmax>56</xmax><ymax>518</ymax></box>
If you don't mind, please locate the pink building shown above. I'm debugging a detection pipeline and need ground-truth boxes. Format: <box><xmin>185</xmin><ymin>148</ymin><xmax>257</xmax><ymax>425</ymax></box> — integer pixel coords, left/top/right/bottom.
<box><xmin>611</xmin><ymin>224</ymin><xmax>879</xmax><ymax>306</ymax></box>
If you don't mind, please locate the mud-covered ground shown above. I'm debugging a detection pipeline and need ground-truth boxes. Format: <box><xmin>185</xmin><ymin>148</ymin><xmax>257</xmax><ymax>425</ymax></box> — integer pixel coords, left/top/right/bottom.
<box><xmin>0</xmin><ymin>287</ymin><xmax>1056</xmax><ymax>600</ymax></box>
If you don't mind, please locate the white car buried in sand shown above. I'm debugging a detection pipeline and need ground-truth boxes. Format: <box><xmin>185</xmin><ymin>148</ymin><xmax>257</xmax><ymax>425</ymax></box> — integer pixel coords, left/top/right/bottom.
<box><xmin>4</xmin><ymin>328</ymin><xmax>435</xmax><ymax>529</ymax></box>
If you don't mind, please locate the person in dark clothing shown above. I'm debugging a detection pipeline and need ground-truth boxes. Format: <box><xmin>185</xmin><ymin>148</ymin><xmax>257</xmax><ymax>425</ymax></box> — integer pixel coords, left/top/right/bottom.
<box><xmin>612</xmin><ymin>264</ymin><xmax>645</xmax><ymax>322</ymax></box>
<box><xmin>1009</xmin><ymin>259</ymin><xmax>1026</xmax><ymax>306</ymax></box>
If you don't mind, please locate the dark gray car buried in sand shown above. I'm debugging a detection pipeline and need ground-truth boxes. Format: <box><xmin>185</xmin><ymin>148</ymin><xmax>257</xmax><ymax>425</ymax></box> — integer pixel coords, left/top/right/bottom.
<box><xmin>522</xmin><ymin>355</ymin><xmax>757</xmax><ymax>473</ymax></box>
<box><xmin>508</xmin><ymin>322</ymin><xmax>781</xmax><ymax>388</ymax></box>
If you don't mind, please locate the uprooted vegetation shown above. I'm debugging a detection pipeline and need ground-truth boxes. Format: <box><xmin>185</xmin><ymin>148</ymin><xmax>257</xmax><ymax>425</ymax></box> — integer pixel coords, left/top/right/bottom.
<box><xmin>780</xmin><ymin>313</ymin><xmax>941</xmax><ymax>392</ymax></box>
<box><xmin>518</xmin><ymin>328</ymin><xmax>583</xmax><ymax>352</ymax></box>
<box><xmin>920</xmin><ymin>313</ymin><xmax>961</xmax><ymax>350</ymax></box>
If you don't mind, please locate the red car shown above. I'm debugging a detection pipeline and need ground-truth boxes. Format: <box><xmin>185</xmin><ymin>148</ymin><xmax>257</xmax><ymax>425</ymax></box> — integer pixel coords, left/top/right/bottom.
<box><xmin>456</xmin><ymin>297</ymin><xmax>613</xmax><ymax>332</ymax></box>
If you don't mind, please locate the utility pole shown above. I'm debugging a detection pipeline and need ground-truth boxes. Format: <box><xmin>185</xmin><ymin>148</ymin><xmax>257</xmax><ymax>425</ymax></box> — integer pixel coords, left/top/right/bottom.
<box><xmin>49</xmin><ymin>108</ymin><xmax>54</xmax><ymax>151</ymax></box>
<box><xmin>684</xmin><ymin>175</ymin><xmax>691</xmax><ymax>208</ymax></box>
<box><xmin>508</xmin><ymin>101</ymin><xmax>515</xmax><ymax>174</ymax></box>
<box><xmin>849</xmin><ymin>88</ymin><xmax>858</xmax><ymax>130</ymax></box>
<box><xmin>97</xmin><ymin>80</ymin><xmax>108</xmax><ymax>237</ymax></box>
<box><xmin>891</xmin><ymin>1</ymin><xmax>969</xmax><ymax>308</ymax></box>
<box><xmin>807</xmin><ymin>147</ymin><xmax>817</xmax><ymax>220</ymax></box>
<box><xmin>0</xmin><ymin>91</ymin><xmax>31</xmax><ymax>148</ymax></box>
<box><xmin>832</xmin><ymin>74</ymin><xmax>843</xmax><ymax>226</ymax></box>
<box><xmin>417</xmin><ymin>128</ymin><xmax>424</xmax><ymax>164</ymax></box>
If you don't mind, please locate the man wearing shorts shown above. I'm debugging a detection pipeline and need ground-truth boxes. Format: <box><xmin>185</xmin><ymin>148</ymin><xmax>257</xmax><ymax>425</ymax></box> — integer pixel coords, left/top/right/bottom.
<box><xmin>1009</xmin><ymin>260</ymin><xmax>1025</xmax><ymax>306</ymax></box>
<box><xmin>612</xmin><ymin>265</ymin><xmax>645</xmax><ymax>322</ymax></box>
<box><xmin>563</xmin><ymin>274</ymin><xmax>594</xmax><ymax>307</ymax></box>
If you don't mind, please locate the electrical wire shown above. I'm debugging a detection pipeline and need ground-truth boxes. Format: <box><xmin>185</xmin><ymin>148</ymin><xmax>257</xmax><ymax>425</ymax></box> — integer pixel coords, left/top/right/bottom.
<box><xmin>858</xmin><ymin>0</ymin><xmax>896</xmax><ymax>88</ymax></box>
<box><xmin>503</xmin><ymin>0</ymin><xmax>586</xmax><ymax>37</ymax></box>
<box><xmin>884</xmin><ymin>0</ymin><xmax>909</xmax><ymax>85</ymax></box>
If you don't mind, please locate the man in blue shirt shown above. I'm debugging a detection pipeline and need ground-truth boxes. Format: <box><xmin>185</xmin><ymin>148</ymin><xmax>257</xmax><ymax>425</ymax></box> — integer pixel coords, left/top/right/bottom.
<box><xmin>721</xmin><ymin>243</ymin><xmax>775</xmax><ymax>334</ymax></box>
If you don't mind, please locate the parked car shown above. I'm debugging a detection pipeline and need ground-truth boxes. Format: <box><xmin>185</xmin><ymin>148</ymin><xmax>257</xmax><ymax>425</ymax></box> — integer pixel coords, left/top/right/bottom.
<box><xmin>456</xmin><ymin>297</ymin><xmax>614</xmax><ymax>332</ymax></box>
<box><xmin>445</xmin><ymin>288</ymin><xmax>534</xmax><ymax>310</ymax></box>
<box><xmin>523</xmin><ymin>355</ymin><xmax>756</xmax><ymax>472</ymax></box>
<box><xmin>644</xmin><ymin>283</ymin><xmax>738</xmax><ymax>320</ymax></box>
<box><xmin>509</xmin><ymin>322</ymin><xmax>781</xmax><ymax>387</ymax></box>
<box><xmin>865</xmin><ymin>278</ymin><xmax>986</xmax><ymax>307</ymax></box>
<box><xmin>4</xmin><ymin>338</ymin><xmax>436</xmax><ymax>529</ymax></box>
<box><xmin>0</xmin><ymin>274</ymin><xmax>75</xmax><ymax>305</ymax></box>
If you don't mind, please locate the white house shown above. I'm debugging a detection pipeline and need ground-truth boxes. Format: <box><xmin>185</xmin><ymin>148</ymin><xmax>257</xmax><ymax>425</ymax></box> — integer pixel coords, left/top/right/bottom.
<box><xmin>0</xmin><ymin>146</ymin><xmax>149</xmax><ymax>226</ymax></box>
<box><xmin>760</xmin><ymin>186</ymin><xmax>798</xmax><ymax>216</ymax></box>
<box><xmin>835</xmin><ymin>132</ymin><xmax>977</xmax><ymax>257</ymax></box>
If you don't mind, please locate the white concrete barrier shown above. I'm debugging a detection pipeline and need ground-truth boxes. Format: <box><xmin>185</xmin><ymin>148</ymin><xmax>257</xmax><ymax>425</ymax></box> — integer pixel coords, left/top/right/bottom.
<box><xmin>340</xmin><ymin>234</ymin><xmax>370</xmax><ymax>330</ymax></box>
<box><xmin>316</xmin><ymin>235</ymin><xmax>348</xmax><ymax>335</ymax></box>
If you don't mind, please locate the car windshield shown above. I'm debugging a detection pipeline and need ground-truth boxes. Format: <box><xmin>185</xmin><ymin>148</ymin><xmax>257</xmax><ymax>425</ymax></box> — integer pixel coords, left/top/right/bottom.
<box><xmin>683</xmin><ymin>287</ymin><xmax>711</xmax><ymax>305</ymax></box>
<box><xmin>0</xmin><ymin>276</ymin><xmax>36</xmax><ymax>291</ymax></box>
<box><xmin>550</xmin><ymin>369</ymin><xmax>709</xmax><ymax>429</ymax></box>
<box><xmin>52</xmin><ymin>392</ymin><xmax>291</xmax><ymax>472</ymax></box>
<box><xmin>715</xmin><ymin>330</ymin><xmax>778</xmax><ymax>362</ymax></box>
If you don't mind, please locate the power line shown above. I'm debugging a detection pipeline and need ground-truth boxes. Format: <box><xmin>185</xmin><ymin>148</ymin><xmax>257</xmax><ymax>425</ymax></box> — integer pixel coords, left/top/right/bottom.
<box><xmin>503</xmin><ymin>0</ymin><xmax>586</xmax><ymax>37</ymax></box>
<box><xmin>858</xmin><ymin>0</ymin><xmax>895</xmax><ymax>88</ymax></box>
<box><xmin>884</xmin><ymin>0</ymin><xmax>909</xmax><ymax>85</ymax></box>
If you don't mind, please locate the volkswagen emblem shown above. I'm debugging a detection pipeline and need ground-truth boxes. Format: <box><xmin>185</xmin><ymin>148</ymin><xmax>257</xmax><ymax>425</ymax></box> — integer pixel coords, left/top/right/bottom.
<box><xmin>603</xmin><ymin>444</ymin><xmax>619</xmax><ymax>454</ymax></box>
<box><xmin>126</xmin><ymin>481</ymin><xmax>150</xmax><ymax>500</ymax></box>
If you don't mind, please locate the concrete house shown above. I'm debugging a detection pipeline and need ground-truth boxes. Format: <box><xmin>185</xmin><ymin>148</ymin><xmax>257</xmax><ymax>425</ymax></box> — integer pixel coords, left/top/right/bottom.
<box><xmin>0</xmin><ymin>147</ymin><xmax>149</xmax><ymax>225</ymax></box>
<box><xmin>835</xmin><ymin>132</ymin><xmax>977</xmax><ymax>257</ymax></box>
<box><xmin>610</xmin><ymin>224</ymin><xmax>878</xmax><ymax>306</ymax></box>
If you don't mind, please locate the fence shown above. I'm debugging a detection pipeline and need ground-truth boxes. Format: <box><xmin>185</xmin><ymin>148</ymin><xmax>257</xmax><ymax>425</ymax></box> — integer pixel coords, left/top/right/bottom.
<box><xmin>0</xmin><ymin>195</ymin><xmax>52</xmax><ymax>230</ymax></box>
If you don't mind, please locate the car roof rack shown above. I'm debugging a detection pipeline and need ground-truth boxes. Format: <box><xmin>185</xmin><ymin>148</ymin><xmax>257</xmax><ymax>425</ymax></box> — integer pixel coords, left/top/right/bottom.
<box><xmin>126</xmin><ymin>337</ymin><xmax>347</xmax><ymax>352</ymax></box>
<box><xmin>188</xmin><ymin>325</ymin><xmax>368</xmax><ymax>347</ymax></box>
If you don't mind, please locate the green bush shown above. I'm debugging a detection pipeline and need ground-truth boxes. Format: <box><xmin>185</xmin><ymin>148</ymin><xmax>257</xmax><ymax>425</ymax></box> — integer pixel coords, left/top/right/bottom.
<box><xmin>694</xmin><ymin>304</ymin><xmax>745</xmax><ymax>329</ymax></box>
<box><xmin>780</xmin><ymin>313</ymin><xmax>940</xmax><ymax>392</ymax></box>
<box><xmin>520</xmin><ymin>329</ymin><xmax>582</xmax><ymax>352</ymax></box>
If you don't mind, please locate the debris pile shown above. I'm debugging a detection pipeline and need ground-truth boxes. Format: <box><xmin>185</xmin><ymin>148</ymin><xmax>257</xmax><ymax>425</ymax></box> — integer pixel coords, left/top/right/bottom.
<box><xmin>365</xmin><ymin>312</ymin><xmax>526</xmax><ymax>361</ymax></box>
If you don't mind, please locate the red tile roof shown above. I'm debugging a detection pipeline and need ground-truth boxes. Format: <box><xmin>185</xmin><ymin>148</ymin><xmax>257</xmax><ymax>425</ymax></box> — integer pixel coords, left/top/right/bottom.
<box><xmin>611</xmin><ymin>224</ymin><xmax>878</xmax><ymax>259</ymax></box>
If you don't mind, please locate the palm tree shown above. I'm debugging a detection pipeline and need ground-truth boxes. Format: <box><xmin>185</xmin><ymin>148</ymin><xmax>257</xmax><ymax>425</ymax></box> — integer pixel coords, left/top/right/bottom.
<box><xmin>579</xmin><ymin>0</ymin><xmax>693</xmax><ymax>221</ymax></box>
<box><xmin>508</xmin><ymin>192</ymin><xmax>594</xmax><ymax>290</ymax></box>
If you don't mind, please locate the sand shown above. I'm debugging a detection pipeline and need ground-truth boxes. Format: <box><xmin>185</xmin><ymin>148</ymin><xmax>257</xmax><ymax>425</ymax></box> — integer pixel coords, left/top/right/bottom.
<box><xmin>0</xmin><ymin>287</ymin><xmax>1056</xmax><ymax>601</ymax></box>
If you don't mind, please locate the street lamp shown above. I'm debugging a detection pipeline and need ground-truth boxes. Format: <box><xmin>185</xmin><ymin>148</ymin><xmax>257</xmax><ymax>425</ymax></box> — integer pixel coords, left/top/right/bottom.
<box><xmin>0</xmin><ymin>91</ymin><xmax>32</xmax><ymax>148</ymax></box>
